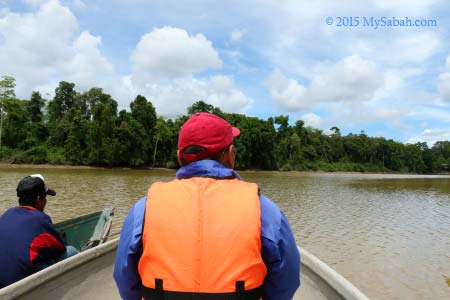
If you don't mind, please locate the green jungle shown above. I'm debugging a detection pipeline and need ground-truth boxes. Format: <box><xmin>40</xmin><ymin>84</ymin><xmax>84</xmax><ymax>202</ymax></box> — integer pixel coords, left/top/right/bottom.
<box><xmin>1</xmin><ymin>76</ymin><xmax>449</xmax><ymax>173</ymax></box>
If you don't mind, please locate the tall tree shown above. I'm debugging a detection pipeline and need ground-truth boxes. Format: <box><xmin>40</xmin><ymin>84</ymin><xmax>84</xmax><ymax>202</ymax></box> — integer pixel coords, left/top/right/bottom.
<box><xmin>152</xmin><ymin>116</ymin><xmax>174</xmax><ymax>167</ymax></box>
<box><xmin>0</xmin><ymin>76</ymin><xmax>16</xmax><ymax>100</ymax></box>
<box><xmin>1</xmin><ymin>98</ymin><xmax>29</xmax><ymax>149</ymax></box>
<box><xmin>85</xmin><ymin>90</ymin><xmax>118</xmax><ymax>165</ymax></box>
<box><xmin>130</xmin><ymin>95</ymin><xmax>157</xmax><ymax>133</ymax></box>
<box><xmin>29</xmin><ymin>91</ymin><xmax>45</xmax><ymax>123</ymax></box>
<box><xmin>187</xmin><ymin>100</ymin><xmax>223</xmax><ymax>116</ymax></box>
<box><xmin>0</xmin><ymin>76</ymin><xmax>17</xmax><ymax>149</ymax></box>
<box><xmin>48</xmin><ymin>81</ymin><xmax>77</xmax><ymax>122</ymax></box>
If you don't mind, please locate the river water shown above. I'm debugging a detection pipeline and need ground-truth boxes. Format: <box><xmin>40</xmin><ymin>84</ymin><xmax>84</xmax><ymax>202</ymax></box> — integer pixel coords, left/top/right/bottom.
<box><xmin>1</xmin><ymin>167</ymin><xmax>449</xmax><ymax>300</ymax></box>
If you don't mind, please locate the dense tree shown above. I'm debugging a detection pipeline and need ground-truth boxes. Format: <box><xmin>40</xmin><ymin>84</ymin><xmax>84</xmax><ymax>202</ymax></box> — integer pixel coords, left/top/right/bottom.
<box><xmin>1</xmin><ymin>98</ymin><xmax>29</xmax><ymax>149</ymax></box>
<box><xmin>1</xmin><ymin>76</ymin><xmax>449</xmax><ymax>173</ymax></box>
<box><xmin>85</xmin><ymin>90</ymin><xmax>118</xmax><ymax>165</ymax></box>
<box><xmin>114</xmin><ymin>110</ymin><xmax>148</xmax><ymax>166</ymax></box>
<box><xmin>130</xmin><ymin>95</ymin><xmax>157</xmax><ymax>133</ymax></box>
<box><xmin>187</xmin><ymin>100</ymin><xmax>223</xmax><ymax>116</ymax></box>
<box><xmin>1</xmin><ymin>76</ymin><xmax>18</xmax><ymax>149</ymax></box>
<box><xmin>64</xmin><ymin>108</ymin><xmax>88</xmax><ymax>164</ymax></box>
<box><xmin>48</xmin><ymin>81</ymin><xmax>77</xmax><ymax>122</ymax></box>
<box><xmin>152</xmin><ymin>116</ymin><xmax>175</xmax><ymax>167</ymax></box>
<box><xmin>29</xmin><ymin>91</ymin><xmax>45</xmax><ymax>123</ymax></box>
<box><xmin>432</xmin><ymin>141</ymin><xmax>450</xmax><ymax>171</ymax></box>
<box><xmin>0</xmin><ymin>76</ymin><xmax>16</xmax><ymax>100</ymax></box>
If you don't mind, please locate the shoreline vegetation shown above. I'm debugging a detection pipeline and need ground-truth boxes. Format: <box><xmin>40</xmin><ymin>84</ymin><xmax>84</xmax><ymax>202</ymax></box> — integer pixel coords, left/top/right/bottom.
<box><xmin>1</xmin><ymin>163</ymin><xmax>449</xmax><ymax>176</ymax></box>
<box><xmin>1</xmin><ymin>77</ymin><xmax>450</xmax><ymax>174</ymax></box>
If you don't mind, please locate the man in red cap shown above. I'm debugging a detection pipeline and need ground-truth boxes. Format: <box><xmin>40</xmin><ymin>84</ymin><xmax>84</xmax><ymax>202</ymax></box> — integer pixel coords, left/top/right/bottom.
<box><xmin>0</xmin><ymin>174</ymin><xmax>78</xmax><ymax>288</ymax></box>
<box><xmin>114</xmin><ymin>112</ymin><xmax>300</xmax><ymax>300</ymax></box>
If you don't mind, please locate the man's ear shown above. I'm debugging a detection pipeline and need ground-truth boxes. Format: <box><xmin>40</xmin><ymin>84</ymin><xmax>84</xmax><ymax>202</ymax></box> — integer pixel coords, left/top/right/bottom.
<box><xmin>35</xmin><ymin>196</ymin><xmax>45</xmax><ymax>211</ymax></box>
<box><xmin>177</xmin><ymin>150</ymin><xmax>183</xmax><ymax>167</ymax></box>
<box><xmin>226</xmin><ymin>144</ymin><xmax>235</xmax><ymax>168</ymax></box>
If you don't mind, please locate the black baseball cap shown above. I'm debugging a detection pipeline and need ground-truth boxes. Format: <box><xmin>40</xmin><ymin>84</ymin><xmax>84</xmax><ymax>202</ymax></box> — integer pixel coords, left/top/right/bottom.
<box><xmin>16</xmin><ymin>174</ymin><xmax>56</xmax><ymax>201</ymax></box>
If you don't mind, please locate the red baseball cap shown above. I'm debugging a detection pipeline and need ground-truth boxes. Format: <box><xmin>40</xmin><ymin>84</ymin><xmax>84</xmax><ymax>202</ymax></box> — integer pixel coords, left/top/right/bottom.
<box><xmin>178</xmin><ymin>112</ymin><xmax>240</xmax><ymax>163</ymax></box>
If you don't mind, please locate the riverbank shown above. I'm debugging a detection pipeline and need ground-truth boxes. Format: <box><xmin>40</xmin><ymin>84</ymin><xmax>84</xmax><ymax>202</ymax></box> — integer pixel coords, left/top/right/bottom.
<box><xmin>0</xmin><ymin>163</ymin><xmax>103</xmax><ymax>170</ymax></box>
<box><xmin>1</xmin><ymin>162</ymin><xmax>448</xmax><ymax>175</ymax></box>
<box><xmin>0</xmin><ymin>163</ymin><xmax>178</xmax><ymax>172</ymax></box>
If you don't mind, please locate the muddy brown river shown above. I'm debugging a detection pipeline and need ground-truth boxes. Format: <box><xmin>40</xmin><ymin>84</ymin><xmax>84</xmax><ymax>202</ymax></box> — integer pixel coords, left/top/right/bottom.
<box><xmin>1</xmin><ymin>167</ymin><xmax>449</xmax><ymax>300</ymax></box>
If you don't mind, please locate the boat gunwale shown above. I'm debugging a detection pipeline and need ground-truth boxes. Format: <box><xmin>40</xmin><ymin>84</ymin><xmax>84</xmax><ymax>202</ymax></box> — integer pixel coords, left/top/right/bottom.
<box><xmin>299</xmin><ymin>246</ymin><xmax>370</xmax><ymax>300</ymax></box>
<box><xmin>0</xmin><ymin>240</ymin><xmax>370</xmax><ymax>300</ymax></box>
<box><xmin>0</xmin><ymin>237</ymin><xmax>119</xmax><ymax>300</ymax></box>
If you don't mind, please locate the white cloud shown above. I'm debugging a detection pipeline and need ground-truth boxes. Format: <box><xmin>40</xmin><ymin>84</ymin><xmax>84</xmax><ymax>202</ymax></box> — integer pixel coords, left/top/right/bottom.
<box><xmin>0</xmin><ymin>8</ymin><xmax>9</xmax><ymax>17</ymax></box>
<box><xmin>225</xmin><ymin>50</ymin><xmax>241</xmax><ymax>58</ymax></box>
<box><xmin>265</xmin><ymin>55</ymin><xmax>382</xmax><ymax>112</ymax></box>
<box><xmin>206</xmin><ymin>75</ymin><xmax>251</xmax><ymax>111</ymax></box>
<box><xmin>446</xmin><ymin>55</ymin><xmax>450</xmax><ymax>69</ymax></box>
<box><xmin>406</xmin><ymin>128</ymin><xmax>450</xmax><ymax>146</ymax></box>
<box><xmin>24</xmin><ymin>0</ymin><xmax>49</xmax><ymax>6</ymax></box>
<box><xmin>375</xmin><ymin>0</ymin><xmax>442</xmax><ymax>15</ymax></box>
<box><xmin>353</xmin><ymin>31</ymin><xmax>440</xmax><ymax>67</ymax></box>
<box><xmin>319</xmin><ymin>101</ymin><xmax>410</xmax><ymax>134</ymax></box>
<box><xmin>265</xmin><ymin>69</ymin><xmax>308</xmax><ymax>111</ymax></box>
<box><xmin>63</xmin><ymin>31</ymin><xmax>117</xmax><ymax>91</ymax></box>
<box><xmin>127</xmin><ymin>26</ymin><xmax>252</xmax><ymax>116</ymax></box>
<box><xmin>301</xmin><ymin>113</ymin><xmax>322</xmax><ymax>128</ymax></box>
<box><xmin>3</xmin><ymin>3</ymin><xmax>249</xmax><ymax>116</ymax></box>
<box><xmin>0</xmin><ymin>1</ymin><xmax>134</xmax><ymax>106</ymax></box>
<box><xmin>72</xmin><ymin>0</ymin><xmax>87</xmax><ymax>10</ymax></box>
<box><xmin>132</xmin><ymin>75</ymin><xmax>251</xmax><ymax>117</ymax></box>
<box><xmin>436</xmin><ymin>54</ymin><xmax>450</xmax><ymax>104</ymax></box>
<box><xmin>131</xmin><ymin>26</ymin><xmax>222</xmax><ymax>85</ymax></box>
<box><xmin>357</xmin><ymin>105</ymin><xmax>408</xmax><ymax>123</ymax></box>
<box><xmin>372</xmin><ymin>67</ymin><xmax>426</xmax><ymax>105</ymax></box>
<box><xmin>308</xmin><ymin>55</ymin><xmax>382</xmax><ymax>103</ymax></box>
<box><xmin>230</xmin><ymin>29</ymin><xmax>246</xmax><ymax>42</ymax></box>
<box><xmin>0</xmin><ymin>0</ymin><xmax>78</xmax><ymax>97</ymax></box>
<box><xmin>438</xmin><ymin>72</ymin><xmax>450</xmax><ymax>102</ymax></box>
<box><xmin>408</xmin><ymin>106</ymin><xmax>450</xmax><ymax>123</ymax></box>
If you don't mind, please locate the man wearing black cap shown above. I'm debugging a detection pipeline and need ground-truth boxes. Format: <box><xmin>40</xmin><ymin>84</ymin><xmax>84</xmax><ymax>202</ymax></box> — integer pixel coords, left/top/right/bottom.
<box><xmin>0</xmin><ymin>174</ymin><xmax>68</xmax><ymax>288</ymax></box>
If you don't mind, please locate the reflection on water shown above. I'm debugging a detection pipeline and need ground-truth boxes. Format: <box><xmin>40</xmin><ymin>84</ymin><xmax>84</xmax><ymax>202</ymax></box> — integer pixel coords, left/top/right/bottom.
<box><xmin>1</xmin><ymin>168</ymin><xmax>449</xmax><ymax>300</ymax></box>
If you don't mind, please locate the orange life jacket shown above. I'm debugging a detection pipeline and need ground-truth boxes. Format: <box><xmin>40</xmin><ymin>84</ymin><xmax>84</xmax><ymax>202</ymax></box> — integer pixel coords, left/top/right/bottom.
<box><xmin>138</xmin><ymin>177</ymin><xmax>267</xmax><ymax>300</ymax></box>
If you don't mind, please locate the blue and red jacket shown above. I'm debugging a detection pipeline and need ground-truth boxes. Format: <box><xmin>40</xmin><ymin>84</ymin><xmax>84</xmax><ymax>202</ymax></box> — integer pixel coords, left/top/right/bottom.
<box><xmin>114</xmin><ymin>160</ymin><xmax>300</xmax><ymax>300</ymax></box>
<box><xmin>0</xmin><ymin>206</ymin><xmax>66</xmax><ymax>288</ymax></box>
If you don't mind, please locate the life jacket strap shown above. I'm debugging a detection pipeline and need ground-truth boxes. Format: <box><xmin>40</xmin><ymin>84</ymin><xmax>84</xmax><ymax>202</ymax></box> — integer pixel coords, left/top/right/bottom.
<box><xmin>236</xmin><ymin>281</ymin><xmax>245</xmax><ymax>300</ymax></box>
<box><xmin>155</xmin><ymin>279</ymin><xmax>164</xmax><ymax>300</ymax></box>
<box><xmin>142</xmin><ymin>279</ymin><xmax>263</xmax><ymax>300</ymax></box>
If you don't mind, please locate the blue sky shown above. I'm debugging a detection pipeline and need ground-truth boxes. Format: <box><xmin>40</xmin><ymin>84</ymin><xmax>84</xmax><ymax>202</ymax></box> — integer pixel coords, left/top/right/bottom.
<box><xmin>1</xmin><ymin>0</ymin><xmax>450</xmax><ymax>145</ymax></box>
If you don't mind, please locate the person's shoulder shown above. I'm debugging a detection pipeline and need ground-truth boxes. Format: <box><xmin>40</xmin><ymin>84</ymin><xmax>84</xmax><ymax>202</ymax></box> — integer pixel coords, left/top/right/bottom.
<box><xmin>259</xmin><ymin>194</ymin><xmax>282</xmax><ymax>215</ymax></box>
<box><xmin>1</xmin><ymin>206</ymin><xmax>42</xmax><ymax>218</ymax></box>
<box><xmin>127</xmin><ymin>196</ymin><xmax>147</xmax><ymax>217</ymax></box>
<box><xmin>259</xmin><ymin>194</ymin><xmax>284</xmax><ymax>241</ymax></box>
<box><xmin>149</xmin><ymin>179</ymin><xmax>179</xmax><ymax>189</ymax></box>
<box><xmin>0</xmin><ymin>206</ymin><xmax>16</xmax><ymax>215</ymax></box>
<box><xmin>0</xmin><ymin>207</ymin><xmax>14</xmax><ymax>221</ymax></box>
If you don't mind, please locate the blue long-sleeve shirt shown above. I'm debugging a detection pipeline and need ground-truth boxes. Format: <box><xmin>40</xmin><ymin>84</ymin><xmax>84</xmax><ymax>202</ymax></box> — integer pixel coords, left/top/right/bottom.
<box><xmin>0</xmin><ymin>206</ymin><xmax>66</xmax><ymax>288</ymax></box>
<box><xmin>113</xmin><ymin>160</ymin><xmax>300</xmax><ymax>300</ymax></box>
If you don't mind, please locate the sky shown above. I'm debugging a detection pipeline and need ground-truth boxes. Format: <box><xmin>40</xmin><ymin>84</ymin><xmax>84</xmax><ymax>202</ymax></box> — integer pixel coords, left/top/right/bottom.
<box><xmin>1</xmin><ymin>0</ymin><xmax>450</xmax><ymax>145</ymax></box>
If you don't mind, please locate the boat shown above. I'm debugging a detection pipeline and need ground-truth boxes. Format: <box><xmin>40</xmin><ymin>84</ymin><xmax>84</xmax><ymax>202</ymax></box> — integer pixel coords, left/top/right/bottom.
<box><xmin>0</xmin><ymin>208</ymin><xmax>115</xmax><ymax>300</ymax></box>
<box><xmin>54</xmin><ymin>208</ymin><xmax>115</xmax><ymax>251</ymax></box>
<box><xmin>0</xmin><ymin>233</ymin><xmax>370</xmax><ymax>300</ymax></box>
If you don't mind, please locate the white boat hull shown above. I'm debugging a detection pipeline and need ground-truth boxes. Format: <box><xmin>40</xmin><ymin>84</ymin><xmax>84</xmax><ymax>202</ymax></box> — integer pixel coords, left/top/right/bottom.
<box><xmin>0</xmin><ymin>238</ymin><xmax>369</xmax><ymax>300</ymax></box>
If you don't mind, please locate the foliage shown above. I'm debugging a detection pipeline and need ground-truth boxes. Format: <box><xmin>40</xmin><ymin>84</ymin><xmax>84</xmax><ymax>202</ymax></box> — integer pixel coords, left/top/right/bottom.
<box><xmin>0</xmin><ymin>76</ymin><xmax>16</xmax><ymax>100</ymax></box>
<box><xmin>0</xmin><ymin>76</ymin><xmax>449</xmax><ymax>173</ymax></box>
<box><xmin>13</xmin><ymin>146</ymin><xmax>48</xmax><ymax>164</ymax></box>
